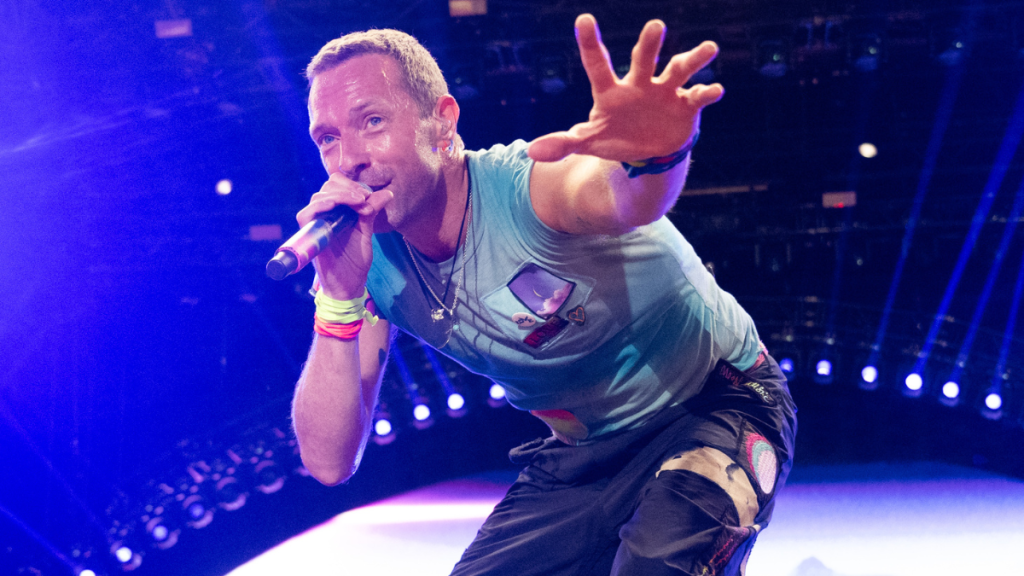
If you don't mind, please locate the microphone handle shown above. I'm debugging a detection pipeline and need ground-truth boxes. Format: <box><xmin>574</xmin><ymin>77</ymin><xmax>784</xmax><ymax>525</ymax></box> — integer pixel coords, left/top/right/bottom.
<box><xmin>265</xmin><ymin>204</ymin><xmax>359</xmax><ymax>281</ymax></box>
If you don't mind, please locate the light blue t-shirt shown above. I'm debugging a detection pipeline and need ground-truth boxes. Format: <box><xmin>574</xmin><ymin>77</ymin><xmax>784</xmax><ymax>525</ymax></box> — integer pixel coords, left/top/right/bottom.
<box><xmin>367</xmin><ymin>141</ymin><xmax>761</xmax><ymax>443</ymax></box>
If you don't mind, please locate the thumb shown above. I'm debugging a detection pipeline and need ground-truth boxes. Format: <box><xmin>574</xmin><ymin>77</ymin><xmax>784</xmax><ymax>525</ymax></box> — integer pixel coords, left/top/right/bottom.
<box><xmin>528</xmin><ymin>131</ymin><xmax>582</xmax><ymax>162</ymax></box>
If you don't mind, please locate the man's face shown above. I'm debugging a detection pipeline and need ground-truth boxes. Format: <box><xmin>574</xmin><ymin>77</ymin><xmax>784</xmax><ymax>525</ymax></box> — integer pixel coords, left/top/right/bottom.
<box><xmin>308</xmin><ymin>53</ymin><xmax>442</xmax><ymax>232</ymax></box>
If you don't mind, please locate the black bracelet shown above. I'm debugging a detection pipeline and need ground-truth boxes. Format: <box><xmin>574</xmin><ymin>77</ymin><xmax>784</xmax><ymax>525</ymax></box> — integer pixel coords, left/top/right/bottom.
<box><xmin>621</xmin><ymin>130</ymin><xmax>700</xmax><ymax>179</ymax></box>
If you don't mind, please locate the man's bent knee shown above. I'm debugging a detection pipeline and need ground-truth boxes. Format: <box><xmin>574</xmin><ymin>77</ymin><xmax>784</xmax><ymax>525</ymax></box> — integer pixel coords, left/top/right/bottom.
<box><xmin>658</xmin><ymin>446</ymin><xmax>759</xmax><ymax>527</ymax></box>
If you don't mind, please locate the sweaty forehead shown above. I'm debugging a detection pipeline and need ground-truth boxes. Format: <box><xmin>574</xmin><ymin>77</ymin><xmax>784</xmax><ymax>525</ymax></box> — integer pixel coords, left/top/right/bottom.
<box><xmin>308</xmin><ymin>54</ymin><xmax>411</xmax><ymax>117</ymax></box>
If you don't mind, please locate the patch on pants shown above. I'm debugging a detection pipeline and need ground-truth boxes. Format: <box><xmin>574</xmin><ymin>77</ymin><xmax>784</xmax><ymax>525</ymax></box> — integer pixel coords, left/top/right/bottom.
<box><xmin>696</xmin><ymin>524</ymin><xmax>761</xmax><ymax>576</ymax></box>
<box><xmin>743</xmin><ymin>432</ymin><xmax>778</xmax><ymax>495</ymax></box>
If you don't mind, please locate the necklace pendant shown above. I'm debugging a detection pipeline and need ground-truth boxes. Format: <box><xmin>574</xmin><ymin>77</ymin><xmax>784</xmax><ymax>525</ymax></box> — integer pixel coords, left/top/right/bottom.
<box><xmin>431</xmin><ymin>308</ymin><xmax>446</xmax><ymax>321</ymax></box>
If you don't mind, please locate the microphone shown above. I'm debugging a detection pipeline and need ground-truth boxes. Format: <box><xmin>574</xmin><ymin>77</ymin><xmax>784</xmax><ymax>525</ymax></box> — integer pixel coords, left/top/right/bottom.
<box><xmin>266</xmin><ymin>202</ymin><xmax>359</xmax><ymax>281</ymax></box>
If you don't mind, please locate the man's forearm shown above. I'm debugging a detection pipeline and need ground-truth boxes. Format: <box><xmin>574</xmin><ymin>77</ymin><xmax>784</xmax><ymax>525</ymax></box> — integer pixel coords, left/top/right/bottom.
<box><xmin>292</xmin><ymin>335</ymin><xmax>374</xmax><ymax>486</ymax></box>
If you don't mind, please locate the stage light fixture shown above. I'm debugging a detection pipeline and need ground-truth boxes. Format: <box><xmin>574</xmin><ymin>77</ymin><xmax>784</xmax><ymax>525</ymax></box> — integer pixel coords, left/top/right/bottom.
<box><xmin>413</xmin><ymin>403</ymin><xmax>431</xmax><ymax>421</ymax></box>
<box><xmin>182</xmin><ymin>494</ymin><xmax>213</xmax><ymax>529</ymax></box>
<box><xmin>215</xmin><ymin>476</ymin><xmax>247</xmax><ymax>511</ymax></box>
<box><xmin>114</xmin><ymin>546</ymin><xmax>132</xmax><ymax>563</ymax></box>
<box><xmin>940</xmin><ymin>381</ymin><xmax>961</xmax><ymax>407</ymax></box>
<box><xmin>79</xmin><ymin>570</ymin><xmax>97</xmax><ymax>576</ymax></box>
<box><xmin>447</xmin><ymin>392</ymin><xmax>466</xmax><ymax>411</ymax></box>
<box><xmin>412</xmin><ymin>400</ymin><xmax>434</xmax><ymax>430</ymax></box>
<box><xmin>372</xmin><ymin>412</ymin><xmax>396</xmax><ymax>445</ymax></box>
<box><xmin>488</xmin><ymin>383</ymin><xmax>507</xmax><ymax>407</ymax></box>
<box><xmin>254</xmin><ymin>460</ymin><xmax>285</xmax><ymax>495</ymax></box>
<box><xmin>981</xmin><ymin>390</ymin><xmax>1004</xmax><ymax>420</ymax></box>
<box><xmin>374</xmin><ymin>418</ymin><xmax>393</xmax><ymax>436</ymax></box>
<box><xmin>778</xmin><ymin>357</ymin><xmax>795</xmax><ymax>375</ymax></box>
<box><xmin>813</xmin><ymin>359</ymin><xmax>833</xmax><ymax>385</ymax></box>
<box><xmin>215</xmin><ymin>179</ymin><xmax>232</xmax><ymax>196</ymax></box>
<box><xmin>859</xmin><ymin>365</ymin><xmax>879</xmax><ymax>390</ymax></box>
<box><xmin>943</xmin><ymin>381</ymin><xmax>960</xmax><ymax>399</ymax></box>
<box><xmin>903</xmin><ymin>372</ymin><xmax>924</xmax><ymax>398</ymax></box>
<box><xmin>985</xmin><ymin>393</ymin><xmax>1002</xmax><ymax>411</ymax></box>
<box><xmin>111</xmin><ymin>542</ymin><xmax>142</xmax><ymax>571</ymax></box>
<box><xmin>859</xmin><ymin>143</ymin><xmax>878</xmax><ymax>158</ymax></box>
<box><xmin>145</xmin><ymin>516</ymin><xmax>179</xmax><ymax>550</ymax></box>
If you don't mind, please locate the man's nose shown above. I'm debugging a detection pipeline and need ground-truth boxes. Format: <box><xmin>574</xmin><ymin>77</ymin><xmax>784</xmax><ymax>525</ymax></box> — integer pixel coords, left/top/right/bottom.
<box><xmin>336</xmin><ymin>136</ymin><xmax>370</xmax><ymax>180</ymax></box>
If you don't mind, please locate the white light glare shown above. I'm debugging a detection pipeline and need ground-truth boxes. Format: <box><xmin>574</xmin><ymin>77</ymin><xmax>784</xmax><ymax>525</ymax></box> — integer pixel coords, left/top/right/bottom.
<box><xmin>79</xmin><ymin>570</ymin><xmax>97</xmax><ymax>576</ymax></box>
<box><xmin>816</xmin><ymin>360</ymin><xmax>832</xmax><ymax>376</ymax></box>
<box><xmin>151</xmin><ymin>524</ymin><xmax>169</xmax><ymax>541</ymax></box>
<box><xmin>985</xmin><ymin>393</ymin><xmax>1002</xmax><ymax>411</ymax></box>
<box><xmin>447</xmin><ymin>393</ymin><xmax>465</xmax><ymax>411</ymax></box>
<box><xmin>413</xmin><ymin>404</ymin><xmax>431</xmax><ymax>421</ymax></box>
<box><xmin>374</xmin><ymin>419</ymin><xmax>393</xmax><ymax>436</ymax></box>
<box><xmin>115</xmin><ymin>546</ymin><xmax>133</xmax><ymax>563</ymax></box>
<box><xmin>779</xmin><ymin>358</ymin><xmax>795</xmax><ymax>373</ymax></box>
<box><xmin>861</xmin><ymin>366</ymin><xmax>878</xmax><ymax>384</ymax></box>
<box><xmin>216</xmin><ymin>179</ymin><xmax>233</xmax><ymax>195</ymax></box>
<box><xmin>489</xmin><ymin>383</ymin><xmax>506</xmax><ymax>400</ymax></box>
<box><xmin>905</xmin><ymin>373</ymin><xmax>923</xmax><ymax>391</ymax></box>
<box><xmin>859</xmin><ymin>142</ymin><xmax>878</xmax><ymax>158</ymax></box>
<box><xmin>942</xmin><ymin>381</ymin><xmax>960</xmax><ymax>399</ymax></box>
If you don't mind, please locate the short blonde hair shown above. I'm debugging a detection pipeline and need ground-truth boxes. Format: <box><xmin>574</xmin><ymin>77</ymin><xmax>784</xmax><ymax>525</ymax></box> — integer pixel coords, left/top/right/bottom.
<box><xmin>306</xmin><ymin>29</ymin><xmax>448</xmax><ymax>118</ymax></box>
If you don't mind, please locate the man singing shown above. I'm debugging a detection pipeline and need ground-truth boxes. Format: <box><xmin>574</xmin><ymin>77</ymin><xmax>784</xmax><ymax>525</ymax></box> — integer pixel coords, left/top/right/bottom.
<box><xmin>290</xmin><ymin>14</ymin><xmax>797</xmax><ymax>576</ymax></box>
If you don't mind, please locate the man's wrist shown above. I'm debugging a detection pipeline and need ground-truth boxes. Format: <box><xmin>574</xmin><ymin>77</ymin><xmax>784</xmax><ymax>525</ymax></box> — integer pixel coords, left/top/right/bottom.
<box><xmin>621</xmin><ymin>130</ymin><xmax>700</xmax><ymax>179</ymax></box>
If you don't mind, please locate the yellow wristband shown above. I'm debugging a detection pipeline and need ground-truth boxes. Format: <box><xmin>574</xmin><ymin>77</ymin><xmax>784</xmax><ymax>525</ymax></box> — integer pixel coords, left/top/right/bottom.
<box><xmin>314</xmin><ymin>288</ymin><xmax>379</xmax><ymax>326</ymax></box>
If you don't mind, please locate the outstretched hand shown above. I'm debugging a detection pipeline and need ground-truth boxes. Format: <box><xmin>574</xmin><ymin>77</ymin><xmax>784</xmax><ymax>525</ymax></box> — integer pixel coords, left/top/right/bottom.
<box><xmin>528</xmin><ymin>14</ymin><xmax>723</xmax><ymax>163</ymax></box>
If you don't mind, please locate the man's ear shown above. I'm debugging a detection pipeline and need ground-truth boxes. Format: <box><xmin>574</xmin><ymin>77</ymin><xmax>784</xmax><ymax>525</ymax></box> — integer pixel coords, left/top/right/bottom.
<box><xmin>434</xmin><ymin>94</ymin><xmax>460</xmax><ymax>139</ymax></box>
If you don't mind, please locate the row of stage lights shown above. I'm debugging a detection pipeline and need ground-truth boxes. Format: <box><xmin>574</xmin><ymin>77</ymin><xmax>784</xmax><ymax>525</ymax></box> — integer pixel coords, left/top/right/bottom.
<box><xmin>778</xmin><ymin>355</ymin><xmax>1009</xmax><ymax>419</ymax></box>
<box><xmin>371</xmin><ymin>382</ymin><xmax>508</xmax><ymax>443</ymax></box>
<box><xmin>78</xmin><ymin>353</ymin><xmax>511</xmax><ymax>575</ymax></box>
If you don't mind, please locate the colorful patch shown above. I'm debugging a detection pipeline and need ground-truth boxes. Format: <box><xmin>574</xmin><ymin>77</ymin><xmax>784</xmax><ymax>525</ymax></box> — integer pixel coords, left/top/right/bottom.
<box><xmin>744</xmin><ymin>434</ymin><xmax>777</xmax><ymax>495</ymax></box>
<box><xmin>507</xmin><ymin>263</ymin><xmax>574</xmax><ymax>318</ymax></box>
<box><xmin>511</xmin><ymin>312</ymin><xmax>537</xmax><ymax>329</ymax></box>
<box><xmin>523</xmin><ymin>315</ymin><xmax>568</xmax><ymax>348</ymax></box>
<box><xmin>530</xmin><ymin>409</ymin><xmax>589</xmax><ymax>444</ymax></box>
<box><xmin>566</xmin><ymin>305</ymin><xmax>586</xmax><ymax>326</ymax></box>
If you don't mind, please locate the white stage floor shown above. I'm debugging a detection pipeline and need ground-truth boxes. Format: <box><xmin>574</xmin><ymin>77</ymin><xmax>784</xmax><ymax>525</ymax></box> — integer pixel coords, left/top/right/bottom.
<box><xmin>226</xmin><ymin>462</ymin><xmax>1024</xmax><ymax>576</ymax></box>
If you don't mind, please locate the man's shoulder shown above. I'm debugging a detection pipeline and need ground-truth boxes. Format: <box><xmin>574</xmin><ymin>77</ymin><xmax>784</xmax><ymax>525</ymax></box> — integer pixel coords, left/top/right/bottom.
<box><xmin>471</xmin><ymin>139</ymin><xmax>531</xmax><ymax>169</ymax></box>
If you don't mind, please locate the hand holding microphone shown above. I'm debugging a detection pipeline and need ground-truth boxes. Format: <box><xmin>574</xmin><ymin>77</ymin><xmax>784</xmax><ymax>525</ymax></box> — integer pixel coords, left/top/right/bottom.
<box><xmin>266</xmin><ymin>181</ymin><xmax>390</xmax><ymax>285</ymax></box>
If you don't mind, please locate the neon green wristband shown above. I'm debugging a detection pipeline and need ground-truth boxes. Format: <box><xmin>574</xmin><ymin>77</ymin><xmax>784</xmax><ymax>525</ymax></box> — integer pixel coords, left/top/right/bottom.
<box><xmin>314</xmin><ymin>288</ymin><xmax>379</xmax><ymax>326</ymax></box>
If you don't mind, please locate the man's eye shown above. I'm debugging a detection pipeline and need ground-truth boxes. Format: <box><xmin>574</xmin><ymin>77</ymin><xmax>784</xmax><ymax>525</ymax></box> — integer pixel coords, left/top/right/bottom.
<box><xmin>368</xmin><ymin>116</ymin><xmax>383</xmax><ymax>127</ymax></box>
<box><xmin>318</xmin><ymin>134</ymin><xmax>336</xmax><ymax>147</ymax></box>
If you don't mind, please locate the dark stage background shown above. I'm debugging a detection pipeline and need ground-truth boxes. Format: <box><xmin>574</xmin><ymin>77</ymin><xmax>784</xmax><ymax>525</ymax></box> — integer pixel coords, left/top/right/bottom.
<box><xmin>2</xmin><ymin>1</ymin><xmax>1024</xmax><ymax>575</ymax></box>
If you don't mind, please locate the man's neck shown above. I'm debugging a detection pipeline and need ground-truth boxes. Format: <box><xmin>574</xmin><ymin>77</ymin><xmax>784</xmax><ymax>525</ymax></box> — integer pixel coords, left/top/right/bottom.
<box><xmin>402</xmin><ymin>153</ymin><xmax>469</xmax><ymax>263</ymax></box>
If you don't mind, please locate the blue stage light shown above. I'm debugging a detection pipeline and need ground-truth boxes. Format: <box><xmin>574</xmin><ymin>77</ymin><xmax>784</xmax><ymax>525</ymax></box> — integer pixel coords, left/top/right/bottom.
<box><xmin>187</xmin><ymin>502</ymin><xmax>205</xmax><ymax>520</ymax></box>
<box><xmin>985</xmin><ymin>393</ymin><xmax>1002</xmax><ymax>411</ymax></box>
<box><xmin>489</xmin><ymin>384</ymin><xmax>505</xmax><ymax>400</ymax></box>
<box><xmin>779</xmin><ymin>358</ymin><xmax>795</xmax><ymax>374</ymax></box>
<box><xmin>114</xmin><ymin>546</ymin><xmax>133</xmax><ymax>564</ymax></box>
<box><xmin>447</xmin><ymin>393</ymin><xmax>465</xmax><ymax>411</ymax></box>
<box><xmin>905</xmin><ymin>373</ymin><xmax>923</xmax><ymax>391</ymax></box>
<box><xmin>942</xmin><ymin>381</ymin><xmax>960</xmax><ymax>399</ymax></box>
<box><xmin>861</xmin><ymin>366</ymin><xmax>878</xmax><ymax>384</ymax></box>
<box><xmin>413</xmin><ymin>403</ymin><xmax>431</xmax><ymax>422</ymax></box>
<box><xmin>816</xmin><ymin>360</ymin><xmax>832</xmax><ymax>376</ymax></box>
<box><xmin>374</xmin><ymin>418</ymin><xmax>393</xmax><ymax>436</ymax></box>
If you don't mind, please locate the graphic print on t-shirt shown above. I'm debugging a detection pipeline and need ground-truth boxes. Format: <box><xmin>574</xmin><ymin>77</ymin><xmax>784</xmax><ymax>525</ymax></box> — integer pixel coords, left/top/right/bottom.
<box><xmin>507</xmin><ymin>263</ymin><xmax>575</xmax><ymax>319</ymax></box>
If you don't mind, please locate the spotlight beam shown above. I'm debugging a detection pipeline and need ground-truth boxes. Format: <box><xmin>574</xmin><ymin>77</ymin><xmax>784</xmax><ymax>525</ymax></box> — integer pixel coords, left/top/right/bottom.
<box><xmin>946</xmin><ymin>171</ymin><xmax>1024</xmax><ymax>385</ymax></box>
<box><xmin>868</xmin><ymin>17</ymin><xmax>970</xmax><ymax>367</ymax></box>
<box><xmin>0</xmin><ymin>502</ymin><xmax>77</xmax><ymax>572</ymax></box>
<box><xmin>991</xmin><ymin>240</ymin><xmax>1024</xmax><ymax>395</ymax></box>
<box><xmin>914</xmin><ymin>79</ymin><xmax>1024</xmax><ymax>375</ymax></box>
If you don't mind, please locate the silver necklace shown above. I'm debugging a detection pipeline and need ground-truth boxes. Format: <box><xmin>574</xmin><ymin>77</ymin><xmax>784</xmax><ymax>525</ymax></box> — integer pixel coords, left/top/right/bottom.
<box><xmin>403</xmin><ymin>174</ymin><xmax>472</xmax><ymax>328</ymax></box>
